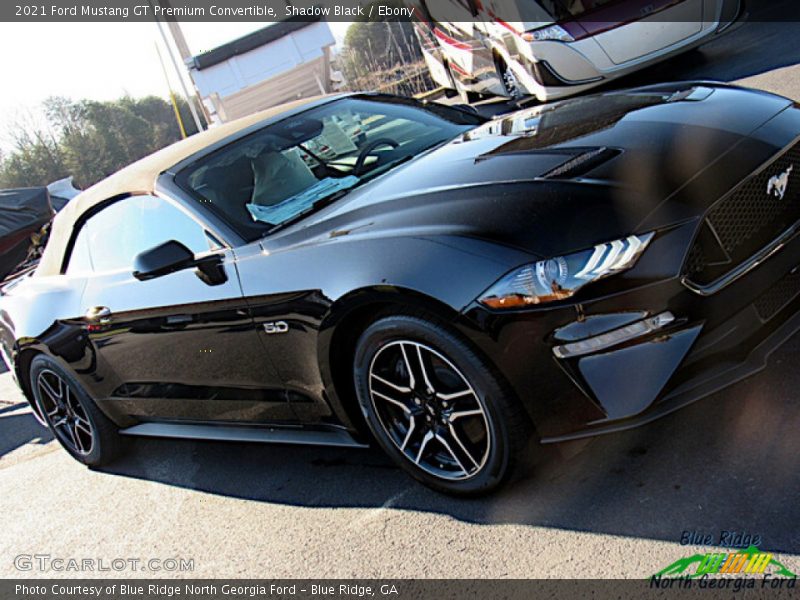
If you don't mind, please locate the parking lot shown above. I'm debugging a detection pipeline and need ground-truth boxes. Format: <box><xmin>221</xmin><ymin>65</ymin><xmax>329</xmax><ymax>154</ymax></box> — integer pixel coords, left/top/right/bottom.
<box><xmin>1</xmin><ymin>11</ymin><xmax>800</xmax><ymax>579</ymax></box>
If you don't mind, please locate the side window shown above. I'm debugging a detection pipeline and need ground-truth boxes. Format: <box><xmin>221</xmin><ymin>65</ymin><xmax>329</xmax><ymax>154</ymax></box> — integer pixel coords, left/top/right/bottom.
<box><xmin>66</xmin><ymin>195</ymin><xmax>212</xmax><ymax>275</ymax></box>
<box><xmin>65</xmin><ymin>224</ymin><xmax>93</xmax><ymax>275</ymax></box>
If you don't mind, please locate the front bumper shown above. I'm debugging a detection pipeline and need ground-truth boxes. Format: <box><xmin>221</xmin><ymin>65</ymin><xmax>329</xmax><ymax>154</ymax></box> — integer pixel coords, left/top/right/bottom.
<box><xmin>529</xmin><ymin>29</ymin><xmax>715</xmax><ymax>101</ymax></box>
<box><xmin>458</xmin><ymin>116</ymin><xmax>800</xmax><ymax>442</ymax></box>
<box><xmin>460</xmin><ymin>226</ymin><xmax>800</xmax><ymax>441</ymax></box>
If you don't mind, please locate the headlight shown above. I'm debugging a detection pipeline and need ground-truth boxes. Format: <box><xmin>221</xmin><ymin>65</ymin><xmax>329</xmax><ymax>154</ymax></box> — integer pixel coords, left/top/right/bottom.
<box><xmin>523</xmin><ymin>24</ymin><xmax>575</xmax><ymax>43</ymax></box>
<box><xmin>478</xmin><ymin>233</ymin><xmax>654</xmax><ymax>309</ymax></box>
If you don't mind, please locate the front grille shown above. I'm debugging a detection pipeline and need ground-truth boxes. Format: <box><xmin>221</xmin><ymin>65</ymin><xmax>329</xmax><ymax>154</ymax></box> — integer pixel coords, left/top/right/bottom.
<box><xmin>685</xmin><ymin>140</ymin><xmax>800</xmax><ymax>286</ymax></box>
<box><xmin>754</xmin><ymin>268</ymin><xmax>800</xmax><ymax>321</ymax></box>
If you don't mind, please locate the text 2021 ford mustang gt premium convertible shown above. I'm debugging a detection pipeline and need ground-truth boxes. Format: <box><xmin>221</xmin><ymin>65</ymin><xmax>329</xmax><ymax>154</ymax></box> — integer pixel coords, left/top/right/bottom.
<box><xmin>2</xmin><ymin>83</ymin><xmax>800</xmax><ymax>494</ymax></box>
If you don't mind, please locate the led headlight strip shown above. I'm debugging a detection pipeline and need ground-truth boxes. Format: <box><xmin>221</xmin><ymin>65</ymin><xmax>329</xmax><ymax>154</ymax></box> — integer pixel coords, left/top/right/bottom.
<box><xmin>478</xmin><ymin>232</ymin><xmax>654</xmax><ymax>309</ymax></box>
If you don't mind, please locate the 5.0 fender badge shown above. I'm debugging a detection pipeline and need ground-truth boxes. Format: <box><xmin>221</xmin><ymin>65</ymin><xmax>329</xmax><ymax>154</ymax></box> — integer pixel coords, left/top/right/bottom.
<box><xmin>263</xmin><ymin>321</ymin><xmax>289</xmax><ymax>334</ymax></box>
<box><xmin>767</xmin><ymin>164</ymin><xmax>793</xmax><ymax>200</ymax></box>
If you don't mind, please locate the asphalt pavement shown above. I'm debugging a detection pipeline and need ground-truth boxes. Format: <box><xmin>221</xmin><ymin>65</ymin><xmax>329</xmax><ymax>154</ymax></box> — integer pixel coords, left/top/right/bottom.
<box><xmin>1</xmin><ymin>13</ymin><xmax>800</xmax><ymax>579</ymax></box>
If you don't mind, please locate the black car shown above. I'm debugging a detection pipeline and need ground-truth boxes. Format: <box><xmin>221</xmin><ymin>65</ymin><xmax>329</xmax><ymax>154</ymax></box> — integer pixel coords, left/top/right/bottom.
<box><xmin>3</xmin><ymin>83</ymin><xmax>800</xmax><ymax>495</ymax></box>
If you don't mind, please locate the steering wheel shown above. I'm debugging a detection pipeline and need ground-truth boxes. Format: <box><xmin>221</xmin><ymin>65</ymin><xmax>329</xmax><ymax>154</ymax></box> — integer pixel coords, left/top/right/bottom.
<box><xmin>353</xmin><ymin>138</ymin><xmax>399</xmax><ymax>176</ymax></box>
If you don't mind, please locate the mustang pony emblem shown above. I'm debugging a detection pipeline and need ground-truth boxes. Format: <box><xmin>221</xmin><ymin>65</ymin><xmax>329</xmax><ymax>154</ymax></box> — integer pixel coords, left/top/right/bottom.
<box><xmin>767</xmin><ymin>164</ymin><xmax>793</xmax><ymax>200</ymax></box>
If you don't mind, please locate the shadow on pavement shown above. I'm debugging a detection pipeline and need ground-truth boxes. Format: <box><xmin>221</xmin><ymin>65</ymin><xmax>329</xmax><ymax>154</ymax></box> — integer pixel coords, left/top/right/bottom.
<box><xmin>0</xmin><ymin>403</ymin><xmax>53</xmax><ymax>457</ymax></box>
<box><xmin>102</xmin><ymin>334</ymin><xmax>800</xmax><ymax>558</ymax></box>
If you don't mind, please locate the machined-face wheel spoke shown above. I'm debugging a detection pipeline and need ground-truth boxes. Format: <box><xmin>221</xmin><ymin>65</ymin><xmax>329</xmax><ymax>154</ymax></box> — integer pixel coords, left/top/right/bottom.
<box><xmin>448</xmin><ymin>423</ymin><xmax>480</xmax><ymax>469</ymax></box>
<box><xmin>436</xmin><ymin>388</ymin><xmax>475</xmax><ymax>402</ymax></box>
<box><xmin>64</xmin><ymin>388</ymin><xmax>79</xmax><ymax>412</ymax></box>
<box><xmin>75</xmin><ymin>419</ymin><xmax>92</xmax><ymax>436</ymax></box>
<box><xmin>400</xmin><ymin>416</ymin><xmax>417</xmax><ymax>451</ymax></box>
<box><xmin>72</xmin><ymin>424</ymin><xmax>86</xmax><ymax>452</ymax></box>
<box><xmin>368</xmin><ymin>340</ymin><xmax>491</xmax><ymax>481</ymax></box>
<box><xmin>371</xmin><ymin>390</ymin><xmax>411</xmax><ymax>415</ymax></box>
<box><xmin>414</xmin><ymin>345</ymin><xmax>435</xmax><ymax>393</ymax></box>
<box><xmin>434</xmin><ymin>433</ymin><xmax>467</xmax><ymax>474</ymax></box>
<box><xmin>39</xmin><ymin>375</ymin><xmax>62</xmax><ymax>403</ymax></box>
<box><xmin>399</xmin><ymin>341</ymin><xmax>434</xmax><ymax>394</ymax></box>
<box><xmin>65</xmin><ymin>424</ymin><xmax>79</xmax><ymax>449</ymax></box>
<box><xmin>36</xmin><ymin>369</ymin><xmax>94</xmax><ymax>456</ymax></box>
<box><xmin>398</xmin><ymin>344</ymin><xmax>417</xmax><ymax>390</ymax></box>
<box><xmin>370</xmin><ymin>373</ymin><xmax>412</xmax><ymax>394</ymax></box>
<box><xmin>448</xmin><ymin>409</ymin><xmax>484</xmax><ymax>421</ymax></box>
<box><xmin>414</xmin><ymin>430</ymin><xmax>434</xmax><ymax>465</ymax></box>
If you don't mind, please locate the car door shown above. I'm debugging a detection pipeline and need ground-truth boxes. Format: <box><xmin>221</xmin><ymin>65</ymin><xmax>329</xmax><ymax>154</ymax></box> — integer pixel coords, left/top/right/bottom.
<box><xmin>71</xmin><ymin>194</ymin><xmax>294</xmax><ymax>424</ymax></box>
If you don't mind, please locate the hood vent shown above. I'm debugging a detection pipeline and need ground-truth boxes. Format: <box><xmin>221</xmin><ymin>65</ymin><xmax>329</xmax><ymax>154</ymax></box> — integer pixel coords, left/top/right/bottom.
<box><xmin>667</xmin><ymin>86</ymin><xmax>715</xmax><ymax>103</ymax></box>
<box><xmin>541</xmin><ymin>147</ymin><xmax>620</xmax><ymax>180</ymax></box>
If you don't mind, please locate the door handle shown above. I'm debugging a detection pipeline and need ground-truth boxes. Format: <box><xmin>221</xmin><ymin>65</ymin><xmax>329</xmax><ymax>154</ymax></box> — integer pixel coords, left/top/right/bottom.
<box><xmin>85</xmin><ymin>306</ymin><xmax>112</xmax><ymax>324</ymax></box>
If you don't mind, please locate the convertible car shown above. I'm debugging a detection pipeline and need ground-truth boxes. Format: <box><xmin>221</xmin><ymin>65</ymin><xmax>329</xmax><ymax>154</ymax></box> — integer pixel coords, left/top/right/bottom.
<box><xmin>2</xmin><ymin>83</ymin><xmax>799</xmax><ymax>495</ymax></box>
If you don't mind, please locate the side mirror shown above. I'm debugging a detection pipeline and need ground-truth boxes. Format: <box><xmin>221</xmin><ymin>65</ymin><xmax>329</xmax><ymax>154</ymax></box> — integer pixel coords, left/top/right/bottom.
<box><xmin>133</xmin><ymin>240</ymin><xmax>227</xmax><ymax>286</ymax></box>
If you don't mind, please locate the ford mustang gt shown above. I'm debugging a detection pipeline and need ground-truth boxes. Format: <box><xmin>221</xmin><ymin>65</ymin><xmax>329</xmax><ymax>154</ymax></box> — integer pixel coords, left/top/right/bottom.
<box><xmin>2</xmin><ymin>83</ymin><xmax>800</xmax><ymax>495</ymax></box>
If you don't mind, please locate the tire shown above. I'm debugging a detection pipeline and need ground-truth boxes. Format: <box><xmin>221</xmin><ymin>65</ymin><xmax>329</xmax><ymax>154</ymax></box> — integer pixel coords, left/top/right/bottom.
<box><xmin>500</xmin><ymin>62</ymin><xmax>523</xmax><ymax>100</ymax></box>
<box><xmin>29</xmin><ymin>354</ymin><xmax>125</xmax><ymax>467</ymax></box>
<box><xmin>353</xmin><ymin>314</ymin><xmax>532</xmax><ymax>496</ymax></box>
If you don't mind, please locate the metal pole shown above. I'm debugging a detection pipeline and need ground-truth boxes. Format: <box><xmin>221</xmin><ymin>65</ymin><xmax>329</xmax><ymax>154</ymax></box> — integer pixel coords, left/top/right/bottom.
<box><xmin>150</xmin><ymin>1</ymin><xmax>204</xmax><ymax>132</ymax></box>
<box><xmin>163</xmin><ymin>15</ymin><xmax>213</xmax><ymax>124</ymax></box>
<box><xmin>155</xmin><ymin>42</ymin><xmax>187</xmax><ymax>139</ymax></box>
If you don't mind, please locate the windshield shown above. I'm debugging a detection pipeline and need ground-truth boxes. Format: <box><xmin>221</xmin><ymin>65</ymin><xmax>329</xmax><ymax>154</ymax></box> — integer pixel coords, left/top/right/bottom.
<box><xmin>177</xmin><ymin>96</ymin><xmax>482</xmax><ymax>239</ymax></box>
<box><xmin>538</xmin><ymin>0</ymin><xmax>620</xmax><ymax>20</ymax></box>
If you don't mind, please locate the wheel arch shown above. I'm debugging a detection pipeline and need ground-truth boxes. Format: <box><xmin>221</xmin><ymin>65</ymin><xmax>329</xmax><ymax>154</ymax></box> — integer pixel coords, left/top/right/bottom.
<box><xmin>318</xmin><ymin>286</ymin><xmax>462</xmax><ymax>437</ymax></box>
<box><xmin>13</xmin><ymin>344</ymin><xmax>47</xmax><ymax>423</ymax></box>
<box><xmin>12</xmin><ymin>337</ymin><xmax>96</xmax><ymax>426</ymax></box>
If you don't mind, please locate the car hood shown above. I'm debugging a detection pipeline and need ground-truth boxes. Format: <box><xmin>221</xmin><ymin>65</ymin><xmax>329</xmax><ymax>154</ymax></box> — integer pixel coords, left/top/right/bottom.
<box><xmin>267</xmin><ymin>83</ymin><xmax>796</xmax><ymax>259</ymax></box>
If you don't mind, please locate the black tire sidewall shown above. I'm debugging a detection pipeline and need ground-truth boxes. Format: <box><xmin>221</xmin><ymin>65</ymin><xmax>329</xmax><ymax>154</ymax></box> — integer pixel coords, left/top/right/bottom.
<box><xmin>353</xmin><ymin>315</ymin><xmax>516</xmax><ymax>496</ymax></box>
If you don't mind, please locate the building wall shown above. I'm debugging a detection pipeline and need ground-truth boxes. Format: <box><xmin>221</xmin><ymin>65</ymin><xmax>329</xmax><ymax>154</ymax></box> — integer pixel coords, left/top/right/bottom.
<box><xmin>190</xmin><ymin>21</ymin><xmax>335</xmax><ymax>123</ymax></box>
<box><xmin>210</xmin><ymin>53</ymin><xmax>331</xmax><ymax>122</ymax></box>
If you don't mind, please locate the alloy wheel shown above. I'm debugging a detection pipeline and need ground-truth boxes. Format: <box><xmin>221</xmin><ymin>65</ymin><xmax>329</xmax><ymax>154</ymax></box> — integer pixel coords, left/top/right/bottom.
<box><xmin>368</xmin><ymin>340</ymin><xmax>491</xmax><ymax>480</ymax></box>
<box><xmin>35</xmin><ymin>369</ymin><xmax>94</xmax><ymax>456</ymax></box>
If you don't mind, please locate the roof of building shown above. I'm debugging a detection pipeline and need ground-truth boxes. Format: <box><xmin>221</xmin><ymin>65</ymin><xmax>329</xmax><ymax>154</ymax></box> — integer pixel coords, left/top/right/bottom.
<box><xmin>189</xmin><ymin>18</ymin><xmax>323</xmax><ymax>71</ymax></box>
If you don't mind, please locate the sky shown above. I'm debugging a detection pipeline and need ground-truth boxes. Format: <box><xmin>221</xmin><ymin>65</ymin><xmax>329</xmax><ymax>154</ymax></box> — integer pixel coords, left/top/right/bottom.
<box><xmin>0</xmin><ymin>21</ymin><xmax>352</xmax><ymax>151</ymax></box>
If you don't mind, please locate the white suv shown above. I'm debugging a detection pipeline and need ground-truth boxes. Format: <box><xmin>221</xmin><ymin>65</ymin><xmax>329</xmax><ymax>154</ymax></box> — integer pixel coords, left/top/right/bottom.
<box><xmin>412</xmin><ymin>0</ymin><xmax>746</xmax><ymax>101</ymax></box>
